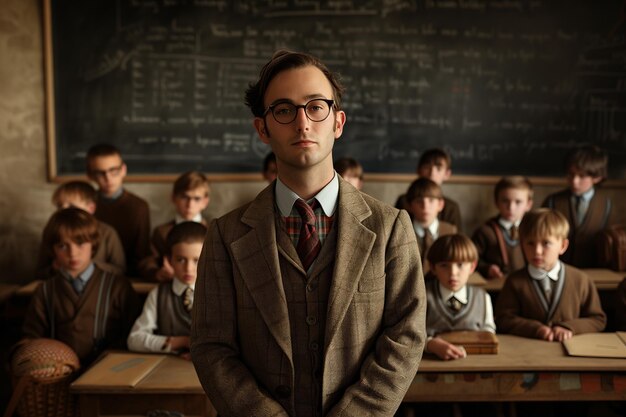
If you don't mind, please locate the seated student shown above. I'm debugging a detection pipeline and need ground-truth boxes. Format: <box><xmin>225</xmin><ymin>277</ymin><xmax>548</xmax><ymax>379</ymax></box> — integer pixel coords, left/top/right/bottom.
<box><xmin>495</xmin><ymin>208</ymin><xmax>606</xmax><ymax>341</ymax></box>
<box><xmin>425</xmin><ymin>234</ymin><xmax>495</xmax><ymax>360</ymax></box>
<box><xmin>616</xmin><ymin>278</ymin><xmax>626</xmax><ymax>331</ymax></box>
<box><xmin>396</xmin><ymin>148</ymin><xmax>462</xmax><ymax>230</ymax></box>
<box><xmin>139</xmin><ymin>171</ymin><xmax>210</xmax><ymax>281</ymax></box>
<box><xmin>22</xmin><ymin>208</ymin><xmax>140</xmax><ymax>366</ymax></box>
<box><xmin>542</xmin><ymin>145</ymin><xmax>614</xmax><ymax>268</ymax></box>
<box><xmin>128</xmin><ymin>222</ymin><xmax>206</xmax><ymax>358</ymax></box>
<box><xmin>334</xmin><ymin>157</ymin><xmax>363</xmax><ymax>190</ymax></box>
<box><xmin>472</xmin><ymin>176</ymin><xmax>533</xmax><ymax>280</ymax></box>
<box><xmin>35</xmin><ymin>181</ymin><xmax>126</xmax><ymax>279</ymax></box>
<box><xmin>262</xmin><ymin>151</ymin><xmax>277</xmax><ymax>183</ymax></box>
<box><xmin>406</xmin><ymin>178</ymin><xmax>457</xmax><ymax>269</ymax></box>
<box><xmin>86</xmin><ymin>143</ymin><xmax>151</xmax><ymax>277</ymax></box>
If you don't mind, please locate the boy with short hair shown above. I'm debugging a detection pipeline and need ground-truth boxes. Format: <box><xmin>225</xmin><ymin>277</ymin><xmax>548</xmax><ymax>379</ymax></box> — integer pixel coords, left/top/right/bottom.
<box><xmin>86</xmin><ymin>143</ymin><xmax>151</xmax><ymax>278</ymax></box>
<box><xmin>334</xmin><ymin>157</ymin><xmax>363</xmax><ymax>190</ymax></box>
<box><xmin>396</xmin><ymin>148</ymin><xmax>462</xmax><ymax>229</ymax></box>
<box><xmin>495</xmin><ymin>208</ymin><xmax>606</xmax><ymax>341</ymax></box>
<box><xmin>128</xmin><ymin>221</ymin><xmax>207</xmax><ymax>358</ymax></box>
<box><xmin>542</xmin><ymin>145</ymin><xmax>613</xmax><ymax>267</ymax></box>
<box><xmin>425</xmin><ymin>234</ymin><xmax>495</xmax><ymax>360</ymax></box>
<box><xmin>36</xmin><ymin>180</ymin><xmax>126</xmax><ymax>279</ymax></box>
<box><xmin>472</xmin><ymin>176</ymin><xmax>533</xmax><ymax>280</ymax></box>
<box><xmin>139</xmin><ymin>171</ymin><xmax>210</xmax><ymax>281</ymax></box>
<box><xmin>22</xmin><ymin>208</ymin><xmax>139</xmax><ymax>366</ymax></box>
<box><xmin>406</xmin><ymin>178</ymin><xmax>457</xmax><ymax>266</ymax></box>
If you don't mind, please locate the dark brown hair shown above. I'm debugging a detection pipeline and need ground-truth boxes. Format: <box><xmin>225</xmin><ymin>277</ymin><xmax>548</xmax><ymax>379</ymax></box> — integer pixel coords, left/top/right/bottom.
<box><xmin>244</xmin><ymin>50</ymin><xmax>345</xmax><ymax>118</ymax></box>
<box><xmin>165</xmin><ymin>221</ymin><xmax>208</xmax><ymax>257</ymax></box>
<box><xmin>417</xmin><ymin>148</ymin><xmax>452</xmax><ymax>171</ymax></box>
<box><xmin>86</xmin><ymin>143</ymin><xmax>122</xmax><ymax>173</ymax></box>
<box><xmin>494</xmin><ymin>176</ymin><xmax>534</xmax><ymax>202</ymax></box>
<box><xmin>566</xmin><ymin>145</ymin><xmax>608</xmax><ymax>180</ymax></box>
<box><xmin>43</xmin><ymin>208</ymin><xmax>100</xmax><ymax>258</ymax></box>
<box><xmin>172</xmin><ymin>171</ymin><xmax>210</xmax><ymax>197</ymax></box>
<box><xmin>334</xmin><ymin>157</ymin><xmax>363</xmax><ymax>178</ymax></box>
<box><xmin>406</xmin><ymin>178</ymin><xmax>443</xmax><ymax>203</ymax></box>
<box><xmin>52</xmin><ymin>181</ymin><xmax>98</xmax><ymax>206</ymax></box>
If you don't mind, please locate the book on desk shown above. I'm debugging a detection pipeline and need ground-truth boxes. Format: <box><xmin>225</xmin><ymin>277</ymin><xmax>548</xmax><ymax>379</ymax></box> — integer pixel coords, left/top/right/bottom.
<box><xmin>72</xmin><ymin>353</ymin><xmax>166</xmax><ymax>388</ymax></box>
<box><xmin>438</xmin><ymin>330</ymin><xmax>499</xmax><ymax>354</ymax></box>
<box><xmin>563</xmin><ymin>332</ymin><xmax>626</xmax><ymax>359</ymax></box>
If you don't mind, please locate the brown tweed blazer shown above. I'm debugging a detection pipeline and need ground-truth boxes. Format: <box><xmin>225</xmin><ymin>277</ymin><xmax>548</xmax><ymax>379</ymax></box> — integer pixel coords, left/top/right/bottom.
<box><xmin>191</xmin><ymin>178</ymin><xmax>426</xmax><ymax>417</ymax></box>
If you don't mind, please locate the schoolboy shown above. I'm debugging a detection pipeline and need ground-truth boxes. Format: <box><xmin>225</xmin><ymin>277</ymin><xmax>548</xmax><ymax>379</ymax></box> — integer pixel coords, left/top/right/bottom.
<box><xmin>128</xmin><ymin>222</ymin><xmax>207</xmax><ymax>357</ymax></box>
<box><xmin>86</xmin><ymin>143</ymin><xmax>151</xmax><ymax>277</ymax></box>
<box><xmin>495</xmin><ymin>208</ymin><xmax>606</xmax><ymax>341</ymax></box>
<box><xmin>262</xmin><ymin>151</ymin><xmax>277</xmax><ymax>182</ymax></box>
<box><xmin>406</xmin><ymin>177</ymin><xmax>457</xmax><ymax>266</ymax></box>
<box><xmin>472</xmin><ymin>176</ymin><xmax>533</xmax><ymax>280</ymax></box>
<box><xmin>396</xmin><ymin>148</ymin><xmax>462</xmax><ymax>229</ymax></box>
<box><xmin>542</xmin><ymin>145</ymin><xmax>614</xmax><ymax>267</ymax></box>
<box><xmin>22</xmin><ymin>208</ymin><xmax>139</xmax><ymax>366</ymax></box>
<box><xmin>425</xmin><ymin>234</ymin><xmax>495</xmax><ymax>360</ymax></box>
<box><xmin>334</xmin><ymin>156</ymin><xmax>363</xmax><ymax>190</ymax></box>
<box><xmin>35</xmin><ymin>181</ymin><xmax>126</xmax><ymax>279</ymax></box>
<box><xmin>139</xmin><ymin>171</ymin><xmax>210</xmax><ymax>281</ymax></box>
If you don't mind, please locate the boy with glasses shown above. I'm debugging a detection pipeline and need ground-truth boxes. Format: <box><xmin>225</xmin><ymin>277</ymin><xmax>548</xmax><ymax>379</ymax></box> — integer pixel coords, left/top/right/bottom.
<box><xmin>191</xmin><ymin>50</ymin><xmax>425</xmax><ymax>417</ymax></box>
<box><xmin>86</xmin><ymin>143</ymin><xmax>151</xmax><ymax>278</ymax></box>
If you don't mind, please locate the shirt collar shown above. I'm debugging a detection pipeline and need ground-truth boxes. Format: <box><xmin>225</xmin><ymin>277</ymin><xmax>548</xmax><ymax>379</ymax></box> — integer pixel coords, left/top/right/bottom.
<box><xmin>413</xmin><ymin>218</ymin><xmax>439</xmax><ymax>238</ymax></box>
<box><xmin>100</xmin><ymin>187</ymin><xmax>124</xmax><ymax>201</ymax></box>
<box><xmin>498</xmin><ymin>217</ymin><xmax>520</xmax><ymax>230</ymax></box>
<box><xmin>275</xmin><ymin>172</ymin><xmax>339</xmax><ymax>217</ymax></box>
<box><xmin>175</xmin><ymin>213</ymin><xmax>203</xmax><ymax>224</ymax></box>
<box><xmin>62</xmin><ymin>262</ymin><xmax>95</xmax><ymax>283</ymax></box>
<box><xmin>438</xmin><ymin>282</ymin><xmax>468</xmax><ymax>304</ymax></box>
<box><xmin>528</xmin><ymin>261</ymin><xmax>561</xmax><ymax>282</ymax></box>
<box><xmin>574</xmin><ymin>187</ymin><xmax>595</xmax><ymax>201</ymax></box>
<box><xmin>172</xmin><ymin>277</ymin><xmax>195</xmax><ymax>295</ymax></box>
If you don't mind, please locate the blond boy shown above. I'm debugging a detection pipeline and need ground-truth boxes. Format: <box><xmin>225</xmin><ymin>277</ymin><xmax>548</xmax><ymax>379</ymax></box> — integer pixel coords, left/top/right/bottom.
<box><xmin>495</xmin><ymin>209</ymin><xmax>606</xmax><ymax>341</ymax></box>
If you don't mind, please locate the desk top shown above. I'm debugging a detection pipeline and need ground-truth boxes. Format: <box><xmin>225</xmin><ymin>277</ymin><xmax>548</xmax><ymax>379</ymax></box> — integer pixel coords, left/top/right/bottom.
<box><xmin>419</xmin><ymin>334</ymin><xmax>626</xmax><ymax>373</ymax></box>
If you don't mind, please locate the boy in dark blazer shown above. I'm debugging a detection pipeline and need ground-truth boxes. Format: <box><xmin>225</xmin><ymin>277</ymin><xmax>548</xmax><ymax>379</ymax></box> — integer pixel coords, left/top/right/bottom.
<box><xmin>542</xmin><ymin>145</ymin><xmax>614</xmax><ymax>267</ymax></box>
<box><xmin>495</xmin><ymin>208</ymin><xmax>606</xmax><ymax>341</ymax></box>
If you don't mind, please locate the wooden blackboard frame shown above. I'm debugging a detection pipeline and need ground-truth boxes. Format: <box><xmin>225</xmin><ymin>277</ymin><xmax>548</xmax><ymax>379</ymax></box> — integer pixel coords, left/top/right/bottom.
<box><xmin>42</xmin><ymin>0</ymin><xmax>626</xmax><ymax>185</ymax></box>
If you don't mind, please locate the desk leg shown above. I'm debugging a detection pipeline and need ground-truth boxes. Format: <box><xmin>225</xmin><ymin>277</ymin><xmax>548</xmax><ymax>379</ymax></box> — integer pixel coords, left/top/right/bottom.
<box><xmin>77</xmin><ymin>394</ymin><xmax>99</xmax><ymax>417</ymax></box>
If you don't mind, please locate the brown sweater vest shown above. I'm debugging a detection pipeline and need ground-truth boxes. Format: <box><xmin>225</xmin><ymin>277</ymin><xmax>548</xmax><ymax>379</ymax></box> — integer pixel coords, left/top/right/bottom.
<box><xmin>472</xmin><ymin>217</ymin><xmax>525</xmax><ymax>278</ymax></box>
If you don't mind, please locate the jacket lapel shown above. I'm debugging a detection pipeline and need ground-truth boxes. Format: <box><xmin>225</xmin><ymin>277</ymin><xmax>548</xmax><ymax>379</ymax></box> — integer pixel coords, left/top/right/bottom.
<box><xmin>230</xmin><ymin>184</ymin><xmax>293</xmax><ymax>362</ymax></box>
<box><xmin>325</xmin><ymin>179</ymin><xmax>377</xmax><ymax>348</ymax></box>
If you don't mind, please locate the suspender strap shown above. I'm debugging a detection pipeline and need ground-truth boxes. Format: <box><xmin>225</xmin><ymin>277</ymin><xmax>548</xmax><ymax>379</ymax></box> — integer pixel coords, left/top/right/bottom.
<box><xmin>42</xmin><ymin>280</ymin><xmax>55</xmax><ymax>339</ymax></box>
<box><xmin>93</xmin><ymin>273</ymin><xmax>113</xmax><ymax>341</ymax></box>
<box><xmin>489</xmin><ymin>220</ymin><xmax>509</xmax><ymax>268</ymax></box>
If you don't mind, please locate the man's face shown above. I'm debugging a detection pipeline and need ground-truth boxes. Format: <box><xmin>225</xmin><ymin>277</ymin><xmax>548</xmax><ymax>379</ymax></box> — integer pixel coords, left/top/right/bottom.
<box><xmin>254</xmin><ymin>66</ymin><xmax>346</xmax><ymax>174</ymax></box>
<box><xmin>88</xmin><ymin>155</ymin><xmax>126</xmax><ymax>197</ymax></box>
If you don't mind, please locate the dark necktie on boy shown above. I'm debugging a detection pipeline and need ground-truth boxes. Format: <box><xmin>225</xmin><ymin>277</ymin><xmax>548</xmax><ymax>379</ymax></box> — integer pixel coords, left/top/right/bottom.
<box><xmin>447</xmin><ymin>296</ymin><xmax>462</xmax><ymax>313</ymax></box>
<box><xmin>183</xmin><ymin>287</ymin><xmax>194</xmax><ymax>312</ymax></box>
<box><xmin>294</xmin><ymin>199</ymin><xmax>321</xmax><ymax>271</ymax></box>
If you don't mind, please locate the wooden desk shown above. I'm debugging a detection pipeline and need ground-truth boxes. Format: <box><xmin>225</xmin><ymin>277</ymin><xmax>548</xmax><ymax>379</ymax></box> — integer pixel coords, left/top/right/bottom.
<box><xmin>468</xmin><ymin>269</ymin><xmax>625</xmax><ymax>292</ymax></box>
<box><xmin>71</xmin><ymin>355</ymin><xmax>216</xmax><ymax>417</ymax></box>
<box><xmin>408</xmin><ymin>334</ymin><xmax>626</xmax><ymax>402</ymax></box>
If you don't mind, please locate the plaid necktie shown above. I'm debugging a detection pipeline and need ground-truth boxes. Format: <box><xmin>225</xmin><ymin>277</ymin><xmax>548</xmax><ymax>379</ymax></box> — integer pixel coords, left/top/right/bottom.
<box><xmin>447</xmin><ymin>296</ymin><xmax>462</xmax><ymax>313</ymax></box>
<box><xmin>294</xmin><ymin>199</ymin><xmax>321</xmax><ymax>271</ymax></box>
<box><xmin>183</xmin><ymin>287</ymin><xmax>193</xmax><ymax>312</ymax></box>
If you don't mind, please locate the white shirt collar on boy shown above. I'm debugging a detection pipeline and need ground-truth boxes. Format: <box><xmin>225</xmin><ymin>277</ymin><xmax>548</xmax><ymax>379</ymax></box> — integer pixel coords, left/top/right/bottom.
<box><xmin>528</xmin><ymin>261</ymin><xmax>561</xmax><ymax>282</ymax></box>
<box><xmin>413</xmin><ymin>218</ymin><xmax>439</xmax><ymax>239</ymax></box>
<box><xmin>175</xmin><ymin>213</ymin><xmax>203</xmax><ymax>224</ymax></box>
<box><xmin>100</xmin><ymin>187</ymin><xmax>124</xmax><ymax>201</ymax></box>
<box><xmin>275</xmin><ymin>172</ymin><xmax>339</xmax><ymax>218</ymax></box>
<box><xmin>62</xmin><ymin>262</ymin><xmax>95</xmax><ymax>286</ymax></box>
<box><xmin>171</xmin><ymin>276</ymin><xmax>195</xmax><ymax>296</ymax></box>
<box><xmin>438</xmin><ymin>282</ymin><xmax>468</xmax><ymax>305</ymax></box>
<box><xmin>498</xmin><ymin>217</ymin><xmax>521</xmax><ymax>231</ymax></box>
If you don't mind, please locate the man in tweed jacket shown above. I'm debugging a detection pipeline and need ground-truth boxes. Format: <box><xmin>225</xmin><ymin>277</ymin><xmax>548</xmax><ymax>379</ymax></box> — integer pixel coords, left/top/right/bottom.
<box><xmin>191</xmin><ymin>50</ymin><xmax>426</xmax><ymax>417</ymax></box>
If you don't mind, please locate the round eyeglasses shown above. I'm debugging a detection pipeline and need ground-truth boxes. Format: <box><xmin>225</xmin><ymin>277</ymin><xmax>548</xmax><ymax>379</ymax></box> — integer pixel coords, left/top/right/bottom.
<box><xmin>264</xmin><ymin>98</ymin><xmax>335</xmax><ymax>124</ymax></box>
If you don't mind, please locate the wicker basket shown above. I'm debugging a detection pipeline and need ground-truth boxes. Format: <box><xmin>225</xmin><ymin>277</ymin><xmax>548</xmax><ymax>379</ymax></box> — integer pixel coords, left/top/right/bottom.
<box><xmin>5</xmin><ymin>338</ymin><xmax>81</xmax><ymax>417</ymax></box>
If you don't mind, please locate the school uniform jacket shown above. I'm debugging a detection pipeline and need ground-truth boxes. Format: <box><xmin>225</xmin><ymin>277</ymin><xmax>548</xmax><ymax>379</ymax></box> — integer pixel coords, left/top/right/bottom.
<box><xmin>418</xmin><ymin>221</ymin><xmax>457</xmax><ymax>272</ymax></box>
<box><xmin>542</xmin><ymin>188</ymin><xmax>613</xmax><ymax>268</ymax></box>
<box><xmin>95</xmin><ymin>189</ymin><xmax>151</xmax><ymax>277</ymax></box>
<box><xmin>22</xmin><ymin>265</ymin><xmax>140</xmax><ymax>365</ymax></box>
<box><xmin>495</xmin><ymin>264</ymin><xmax>606</xmax><ymax>338</ymax></box>
<box><xmin>472</xmin><ymin>217</ymin><xmax>525</xmax><ymax>278</ymax></box>
<box><xmin>191</xmin><ymin>178</ymin><xmax>426</xmax><ymax>417</ymax></box>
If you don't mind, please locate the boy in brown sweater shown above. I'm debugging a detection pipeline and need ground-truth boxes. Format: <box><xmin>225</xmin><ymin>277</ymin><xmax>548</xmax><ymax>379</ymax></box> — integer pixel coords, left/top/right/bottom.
<box><xmin>87</xmin><ymin>143</ymin><xmax>151</xmax><ymax>277</ymax></box>
<box><xmin>36</xmin><ymin>180</ymin><xmax>126</xmax><ymax>279</ymax></box>
<box><xmin>139</xmin><ymin>171</ymin><xmax>210</xmax><ymax>281</ymax></box>
<box><xmin>495</xmin><ymin>208</ymin><xmax>606</xmax><ymax>341</ymax></box>
<box><xmin>23</xmin><ymin>208</ymin><xmax>139</xmax><ymax>366</ymax></box>
<box><xmin>472</xmin><ymin>176</ymin><xmax>533</xmax><ymax>280</ymax></box>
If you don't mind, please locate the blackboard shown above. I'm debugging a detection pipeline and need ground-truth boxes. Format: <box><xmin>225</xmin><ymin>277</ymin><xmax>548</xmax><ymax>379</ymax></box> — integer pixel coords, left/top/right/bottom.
<box><xmin>44</xmin><ymin>0</ymin><xmax>626</xmax><ymax>180</ymax></box>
